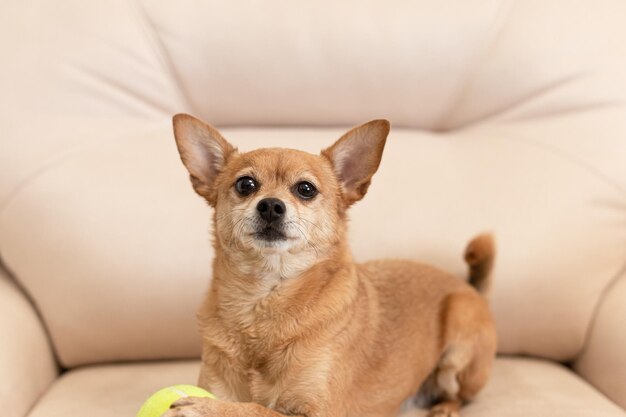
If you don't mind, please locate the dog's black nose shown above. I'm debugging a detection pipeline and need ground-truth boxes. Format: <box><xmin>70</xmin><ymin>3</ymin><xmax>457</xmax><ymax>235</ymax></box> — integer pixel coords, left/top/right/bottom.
<box><xmin>256</xmin><ymin>198</ymin><xmax>286</xmax><ymax>222</ymax></box>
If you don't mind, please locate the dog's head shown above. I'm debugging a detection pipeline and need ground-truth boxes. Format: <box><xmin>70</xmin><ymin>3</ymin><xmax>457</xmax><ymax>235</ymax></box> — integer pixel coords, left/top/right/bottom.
<box><xmin>173</xmin><ymin>114</ymin><xmax>389</xmax><ymax>260</ymax></box>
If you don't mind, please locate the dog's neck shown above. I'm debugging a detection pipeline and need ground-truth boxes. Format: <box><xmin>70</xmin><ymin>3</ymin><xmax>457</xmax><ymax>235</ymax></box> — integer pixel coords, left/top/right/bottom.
<box><xmin>223</xmin><ymin>244</ymin><xmax>321</xmax><ymax>287</ymax></box>
<box><xmin>215</xmin><ymin>236</ymin><xmax>352</xmax><ymax>296</ymax></box>
<box><xmin>206</xmin><ymin>236</ymin><xmax>359</xmax><ymax>344</ymax></box>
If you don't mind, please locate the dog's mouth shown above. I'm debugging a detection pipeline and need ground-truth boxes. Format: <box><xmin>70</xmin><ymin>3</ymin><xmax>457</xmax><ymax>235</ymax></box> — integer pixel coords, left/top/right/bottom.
<box><xmin>253</xmin><ymin>226</ymin><xmax>287</xmax><ymax>242</ymax></box>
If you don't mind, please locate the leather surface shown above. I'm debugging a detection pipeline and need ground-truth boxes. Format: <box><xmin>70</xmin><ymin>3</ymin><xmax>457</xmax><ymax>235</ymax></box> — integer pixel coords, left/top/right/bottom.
<box><xmin>0</xmin><ymin>268</ymin><xmax>57</xmax><ymax>417</ymax></box>
<box><xmin>1</xmin><ymin>0</ymin><xmax>626</xmax><ymax>411</ymax></box>
<box><xmin>25</xmin><ymin>358</ymin><xmax>626</xmax><ymax>417</ymax></box>
<box><xmin>575</xmin><ymin>274</ymin><xmax>626</xmax><ymax>409</ymax></box>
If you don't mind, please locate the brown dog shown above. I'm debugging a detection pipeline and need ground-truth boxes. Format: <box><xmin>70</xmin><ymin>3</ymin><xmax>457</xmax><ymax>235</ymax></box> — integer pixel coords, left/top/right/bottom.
<box><xmin>164</xmin><ymin>115</ymin><xmax>497</xmax><ymax>417</ymax></box>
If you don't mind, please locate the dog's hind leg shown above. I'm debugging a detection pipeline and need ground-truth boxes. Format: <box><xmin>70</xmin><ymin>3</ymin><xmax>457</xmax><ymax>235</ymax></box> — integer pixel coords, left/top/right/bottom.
<box><xmin>426</xmin><ymin>292</ymin><xmax>497</xmax><ymax>417</ymax></box>
<box><xmin>424</xmin><ymin>344</ymin><xmax>468</xmax><ymax>417</ymax></box>
<box><xmin>427</xmin><ymin>400</ymin><xmax>461</xmax><ymax>417</ymax></box>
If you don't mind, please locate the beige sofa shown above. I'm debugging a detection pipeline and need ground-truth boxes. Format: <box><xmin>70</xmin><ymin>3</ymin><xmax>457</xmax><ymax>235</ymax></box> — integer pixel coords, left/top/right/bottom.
<box><xmin>1</xmin><ymin>1</ymin><xmax>625</xmax><ymax>416</ymax></box>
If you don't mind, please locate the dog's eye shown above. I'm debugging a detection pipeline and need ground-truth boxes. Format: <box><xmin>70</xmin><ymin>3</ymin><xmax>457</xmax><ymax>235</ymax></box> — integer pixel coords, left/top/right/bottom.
<box><xmin>235</xmin><ymin>176</ymin><xmax>258</xmax><ymax>196</ymax></box>
<box><xmin>294</xmin><ymin>181</ymin><xmax>318</xmax><ymax>199</ymax></box>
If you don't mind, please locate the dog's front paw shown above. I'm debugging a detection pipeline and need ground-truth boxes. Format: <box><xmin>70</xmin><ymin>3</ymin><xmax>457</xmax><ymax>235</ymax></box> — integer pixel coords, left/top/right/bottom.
<box><xmin>161</xmin><ymin>396</ymin><xmax>220</xmax><ymax>417</ymax></box>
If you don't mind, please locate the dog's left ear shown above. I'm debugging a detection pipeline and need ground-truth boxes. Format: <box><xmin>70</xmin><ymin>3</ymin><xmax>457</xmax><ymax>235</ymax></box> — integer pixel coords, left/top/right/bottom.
<box><xmin>322</xmin><ymin>119</ymin><xmax>390</xmax><ymax>206</ymax></box>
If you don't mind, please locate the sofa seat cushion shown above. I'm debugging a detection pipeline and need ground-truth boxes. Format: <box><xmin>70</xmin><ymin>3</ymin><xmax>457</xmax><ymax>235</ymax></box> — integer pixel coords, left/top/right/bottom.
<box><xmin>26</xmin><ymin>358</ymin><xmax>625</xmax><ymax>417</ymax></box>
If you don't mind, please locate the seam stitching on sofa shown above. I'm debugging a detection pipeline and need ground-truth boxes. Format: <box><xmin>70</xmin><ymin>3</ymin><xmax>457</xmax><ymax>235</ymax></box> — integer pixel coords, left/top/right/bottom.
<box><xmin>577</xmin><ymin>261</ymin><xmax>626</xmax><ymax>364</ymax></box>
<box><xmin>65</xmin><ymin>63</ymin><xmax>174</xmax><ymax>117</ymax></box>
<box><xmin>438</xmin><ymin>0</ymin><xmax>515</xmax><ymax>131</ymax></box>
<box><xmin>496</xmin><ymin>99</ymin><xmax>624</xmax><ymax>124</ymax></box>
<box><xmin>0</xmin><ymin>151</ymin><xmax>83</xmax><ymax>216</ymax></box>
<box><xmin>504</xmin><ymin>132</ymin><xmax>626</xmax><ymax>198</ymax></box>
<box><xmin>0</xmin><ymin>256</ymin><xmax>62</xmax><ymax>369</ymax></box>
<box><xmin>130</xmin><ymin>0</ymin><xmax>196</xmax><ymax>114</ymax></box>
<box><xmin>0</xmin><ymin>123</ymin><xmax>164</xmax><ymax>215</ymax></box>
<box><xmin>457</xmin><ymin>72</ymin><xmax>613</xmax><ymax>130</ymax></box>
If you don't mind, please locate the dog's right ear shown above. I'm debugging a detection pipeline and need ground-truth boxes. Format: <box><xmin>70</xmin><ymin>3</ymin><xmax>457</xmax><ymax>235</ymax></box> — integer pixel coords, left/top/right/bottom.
<box><xmin>173</xmin><ymin>114</ymin><xmax>236</xmax><ymax>205</ymax></box>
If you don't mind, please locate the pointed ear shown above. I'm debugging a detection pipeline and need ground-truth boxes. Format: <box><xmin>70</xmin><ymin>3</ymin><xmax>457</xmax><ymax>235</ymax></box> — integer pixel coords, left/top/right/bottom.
<box><xmin>173</xmin><ymin>113</ymin><xmax>236</xmax><ymax>205</ymax></box>
<box><xmin>321</xmin><ymin>119</ymin><xmax>390</xmax><ymax>206</ymax></box>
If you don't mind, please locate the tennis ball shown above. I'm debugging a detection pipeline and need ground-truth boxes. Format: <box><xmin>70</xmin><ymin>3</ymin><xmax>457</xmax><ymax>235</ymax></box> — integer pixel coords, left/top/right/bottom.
<box><xmin>137</xmin><ymin>385</ymin><xmax>216</xmax><ymax>417</ymax></box>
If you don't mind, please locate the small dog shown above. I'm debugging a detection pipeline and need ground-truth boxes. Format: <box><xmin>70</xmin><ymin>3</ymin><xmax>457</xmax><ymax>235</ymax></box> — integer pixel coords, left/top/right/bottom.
<box><xmin>164</xmin><ymin>115</ymin><xmax>497</xmax><ymax>417</ymax></box>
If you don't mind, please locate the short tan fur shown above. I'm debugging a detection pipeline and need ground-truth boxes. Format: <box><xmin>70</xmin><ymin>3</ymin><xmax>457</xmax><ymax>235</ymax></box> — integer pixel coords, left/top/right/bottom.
<box><xmin>165</xmin><ymin>114</ymin><xmax>497</xmax><ymax>417</ymax></box>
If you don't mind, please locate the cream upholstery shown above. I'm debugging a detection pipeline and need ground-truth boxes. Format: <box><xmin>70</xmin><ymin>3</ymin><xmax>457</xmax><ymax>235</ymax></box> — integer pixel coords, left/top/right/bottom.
<box><xmin>0</xmin><ymin>268</ymin><xmax>57</xmax><ymax>417</ymax></box>
<box><xmin>24</xmin><ymin>359</ymin><xmax>626</xmax><ymax>417</ymax></box>
<box><xmin>1</xmin><ymin>0</ymin><xmax>625</xmax><ymax>416</ymax></box>
<box><xmin>575</xmin><ymin>274</ymin><xmax>626</xmax><ymax>409</ymax></box>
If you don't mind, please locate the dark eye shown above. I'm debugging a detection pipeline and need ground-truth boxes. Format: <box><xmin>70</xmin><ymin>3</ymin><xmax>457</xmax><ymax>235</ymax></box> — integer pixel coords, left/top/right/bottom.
<box><xmin>295</xmin><ymin>181</ymin><xmax>318</xmax><ymax>199</ymax></box>
<box><xmin>235</xmin><ymin>176</ymin><xmax>258</xmax><ymax>196</ymax></box>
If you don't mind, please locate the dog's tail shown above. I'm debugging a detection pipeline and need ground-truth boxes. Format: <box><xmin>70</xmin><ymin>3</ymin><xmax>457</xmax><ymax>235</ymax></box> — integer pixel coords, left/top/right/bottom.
<box><xmin>464</xmin><ymin>233</ymin><xmax>495</xmax><ymax>297</ymax></box>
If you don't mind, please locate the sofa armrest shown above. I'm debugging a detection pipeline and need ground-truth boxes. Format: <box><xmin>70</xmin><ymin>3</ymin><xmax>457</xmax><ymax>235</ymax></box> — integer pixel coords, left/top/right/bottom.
<box><xmin>575</xmin><ymin>273</ymin><xmax>626</xmax><ymax>410</ymax></box>
<box><xmin>0</xmin><ymin>265</ymin><xmax>58</xmax><ymax>417</ymax></box>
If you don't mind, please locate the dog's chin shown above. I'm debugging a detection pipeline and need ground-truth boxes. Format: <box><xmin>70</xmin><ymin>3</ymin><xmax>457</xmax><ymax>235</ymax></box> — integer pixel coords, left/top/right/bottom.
<box><xmin>250</xmin><ymin>227</ymin><xmax>296</xmax><ymax>250</ymax></box>
<box><xmin>251</xmin><ymin>227</ymin><xmax>299</xmax><ymax>252</ymax></box>
<box><xmin>255</xmin><ymin>226</ymin><xmax>286</xmax><ymax>241</ymax></box>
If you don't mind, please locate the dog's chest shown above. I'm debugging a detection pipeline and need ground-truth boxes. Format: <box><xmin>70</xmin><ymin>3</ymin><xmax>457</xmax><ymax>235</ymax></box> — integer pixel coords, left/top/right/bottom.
<box><xmin>246</xmin><ymin>348</ymin><xmax>332</xmax><ymax>413</ymax></box>
<box><xmin>209</xmin><ymin>330</ymin><xmax>332</xmax><ymax>412</ymax></box>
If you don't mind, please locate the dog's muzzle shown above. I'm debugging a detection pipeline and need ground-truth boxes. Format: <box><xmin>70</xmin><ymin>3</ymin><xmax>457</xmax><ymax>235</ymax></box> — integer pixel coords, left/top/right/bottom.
<box><xmin>255</xmin><ymin>197</ymin><xmax>287</xmax><ymax>241</ymax></box>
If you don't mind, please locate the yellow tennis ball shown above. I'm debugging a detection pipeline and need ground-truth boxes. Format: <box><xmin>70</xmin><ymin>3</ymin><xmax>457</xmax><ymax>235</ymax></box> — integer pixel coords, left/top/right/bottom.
<box><xmin>137</xmin><ymin>385</ymin><xmax>216</xmax><ymax>417</ymax></box>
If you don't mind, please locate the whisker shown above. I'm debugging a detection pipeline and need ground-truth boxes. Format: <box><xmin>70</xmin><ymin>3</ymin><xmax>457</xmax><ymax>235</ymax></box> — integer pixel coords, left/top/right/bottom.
<box><xmin>297</xmin><ymin>216</ymin><xmax>328</xmax><ymax>235</ymax></box>
<box><xmin>287</xmin><ymin>220</ymin><xmax>321</xmax><ymax>258</ymax></box>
